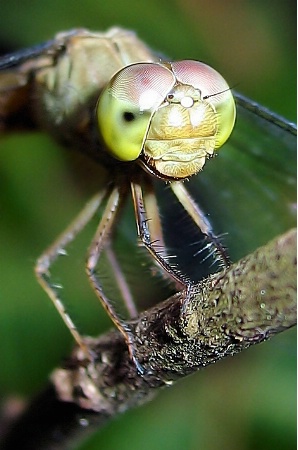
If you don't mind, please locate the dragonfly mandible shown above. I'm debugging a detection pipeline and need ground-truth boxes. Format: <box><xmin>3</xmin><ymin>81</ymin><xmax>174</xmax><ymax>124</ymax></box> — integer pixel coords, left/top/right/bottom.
<box><xmin>0</xmin><ymin>27</ymin><xmax>295</xmax><ymax>373</ymax></box>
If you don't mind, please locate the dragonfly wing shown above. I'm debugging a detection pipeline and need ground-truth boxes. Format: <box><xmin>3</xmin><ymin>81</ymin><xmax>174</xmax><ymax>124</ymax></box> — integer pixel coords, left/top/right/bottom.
<box><xmin>184</xmin><ymin>93</ymin><xmax>296</xmax><ymax>263</ymax></box>
<box><xmin>234</xmin><ymin>92</ymin><xmax>296</xmax><ymax>135</ymax></box>
<box><xmin>0</xmin><ymin>39</ymin><xmax>59</xmax><ymax>70</ymax></box>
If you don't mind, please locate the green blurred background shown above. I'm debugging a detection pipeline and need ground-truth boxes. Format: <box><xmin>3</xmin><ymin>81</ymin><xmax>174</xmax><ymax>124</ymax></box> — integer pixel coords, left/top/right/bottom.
<box><xmin>0</xmin><ymin>1</ymin><xmax>296</xmax><ymax>450</ymax></box>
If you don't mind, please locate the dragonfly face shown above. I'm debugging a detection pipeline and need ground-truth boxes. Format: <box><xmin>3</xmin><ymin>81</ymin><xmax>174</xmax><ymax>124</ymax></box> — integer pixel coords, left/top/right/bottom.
<box><xmin>97</xmin><ymin>60</ymin><xmax>235</xmax><ymax>179</ymax></box>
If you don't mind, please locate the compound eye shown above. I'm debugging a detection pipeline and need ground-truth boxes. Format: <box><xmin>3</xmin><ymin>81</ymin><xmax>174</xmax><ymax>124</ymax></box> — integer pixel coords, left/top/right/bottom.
<box><xmin>171</xmin><ymin>60</ymin><xmax>236</xmax><ymax>148</ymax></box>
<box><xmin>96</xmin><ymin>63</ymin><xmax>175</xmax><ymax>161</ymax></box>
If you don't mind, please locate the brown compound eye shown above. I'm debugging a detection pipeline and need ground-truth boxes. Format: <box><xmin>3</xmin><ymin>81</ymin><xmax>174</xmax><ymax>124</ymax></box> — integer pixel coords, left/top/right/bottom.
<box><xmin>96</xmin><ymin>62</ymin><xmax>175</xmax><ymax>161</ymax></box>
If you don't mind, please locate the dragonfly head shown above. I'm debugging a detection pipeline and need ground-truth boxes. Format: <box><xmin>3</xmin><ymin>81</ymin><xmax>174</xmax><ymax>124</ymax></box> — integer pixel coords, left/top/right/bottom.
<box><xmin>96</xmin><ymin>60</ymin><xmax>236</xmax><ymax>180</ymax></box>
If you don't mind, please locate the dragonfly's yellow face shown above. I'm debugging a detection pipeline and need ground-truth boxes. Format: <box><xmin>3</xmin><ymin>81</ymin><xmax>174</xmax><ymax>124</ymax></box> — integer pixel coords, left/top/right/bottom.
<box><xmin>96</xmin><ymin>60</ymin><xmax>236</xmax><ymax>179</ymax></box>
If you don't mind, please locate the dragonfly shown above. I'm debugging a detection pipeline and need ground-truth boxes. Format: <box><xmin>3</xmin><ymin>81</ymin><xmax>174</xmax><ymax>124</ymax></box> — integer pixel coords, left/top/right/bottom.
<box><xmin>0</xmin><ymin>27</ymin><xmax>296</xmax><ymax>373</ymax></box>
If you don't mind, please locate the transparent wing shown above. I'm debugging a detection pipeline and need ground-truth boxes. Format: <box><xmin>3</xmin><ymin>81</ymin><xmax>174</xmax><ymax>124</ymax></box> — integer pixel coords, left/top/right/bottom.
<box><xmin>235</xmin><ymin>92</ymin><xmax>296</xmax><ymax>134</ymax></box>
<box><xmin>175</xmin><ymin>92</ymin><xmax>297</xmax><ymax>270</ymax></box>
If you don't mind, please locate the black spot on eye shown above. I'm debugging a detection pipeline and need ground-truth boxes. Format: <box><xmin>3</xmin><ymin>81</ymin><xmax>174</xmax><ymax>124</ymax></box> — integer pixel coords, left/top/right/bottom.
<box><xmin>123</xmin><ymin>111</ymin><xmax>136</xmax><ymax>122</ymax></box>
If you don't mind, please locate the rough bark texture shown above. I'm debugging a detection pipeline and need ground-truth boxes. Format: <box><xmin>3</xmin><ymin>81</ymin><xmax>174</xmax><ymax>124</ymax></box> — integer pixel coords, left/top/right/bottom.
<box><xmin>1</xmin><ymin>229</ymin><xmax>296</xmax><ymax>450</ymax></box>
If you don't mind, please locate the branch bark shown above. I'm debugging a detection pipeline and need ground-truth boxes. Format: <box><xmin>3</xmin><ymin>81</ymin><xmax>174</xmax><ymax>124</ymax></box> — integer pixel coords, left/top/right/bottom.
<box><xmin>1</xmin><ymin>229</ymin><xmax>296</xmax><ymax>450</ymax></box>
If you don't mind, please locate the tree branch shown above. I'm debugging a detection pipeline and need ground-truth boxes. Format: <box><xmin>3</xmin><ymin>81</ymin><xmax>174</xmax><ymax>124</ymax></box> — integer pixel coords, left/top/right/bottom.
<box><xmin>1</xmin><ymin>229</ymin><xmax>296</xmax><ymax>450</ymax></box>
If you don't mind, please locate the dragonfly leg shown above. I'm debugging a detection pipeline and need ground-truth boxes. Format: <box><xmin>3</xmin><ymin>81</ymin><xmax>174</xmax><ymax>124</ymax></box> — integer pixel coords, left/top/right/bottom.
<box><xmin>131</xmin><ymin>180</ymin><xmax>189</xmax><ymax>288</ymax></box>
<box><xmin>35</xmin><ymin>191</ymin><xmax>107</xmax><ymax>361</ymax></box>
<box><xmin>86</xmin><ymin>185</ymin><xmax>145</xmax><ymax>374</ymax></box>
<box><xmin>142</xmin><ymin>179</ymin><xmax>167</xmax><ymax>255</ymax></box>
<box><xmin>142</xmin><ymin>177</ymin><xmax>183</xmax><ymax>290</ymax></box>
<box><xmin>170</xmin><ymin>181</ymin><xmax>230</xmax><ymax>267</ymax></box>
<box><xmin>105</xmin><ymin>246</ymin><xmax>138</xmax><ymax>319</ymax></box>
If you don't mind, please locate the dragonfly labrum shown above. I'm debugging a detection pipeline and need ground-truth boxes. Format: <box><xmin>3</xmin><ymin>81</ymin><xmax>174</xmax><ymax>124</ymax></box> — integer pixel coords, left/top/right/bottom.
<box><xmin>0</xmin><ymin>27</ymin><xmax>295</xmax><ymax>373</ymax></box>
